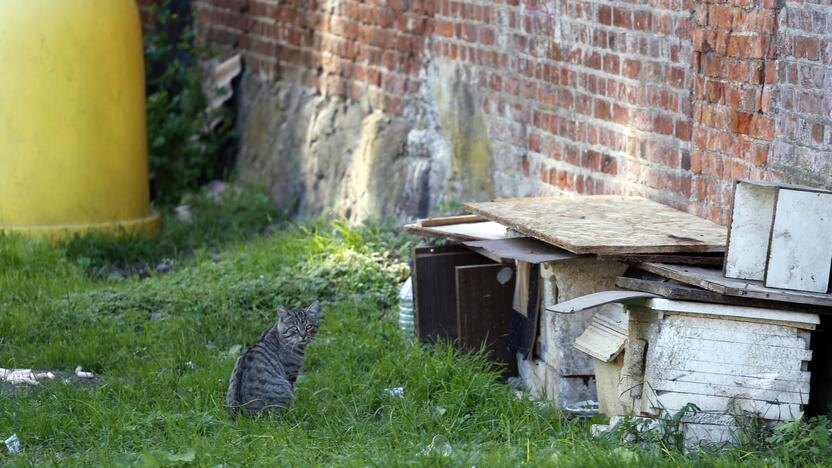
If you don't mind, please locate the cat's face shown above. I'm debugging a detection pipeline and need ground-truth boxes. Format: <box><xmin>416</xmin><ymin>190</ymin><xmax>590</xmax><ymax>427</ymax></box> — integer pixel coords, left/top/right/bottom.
<box><xmin>276</xmin><ymin>302</ymin><xmax>320</xmax><ymax>347</ymax></box>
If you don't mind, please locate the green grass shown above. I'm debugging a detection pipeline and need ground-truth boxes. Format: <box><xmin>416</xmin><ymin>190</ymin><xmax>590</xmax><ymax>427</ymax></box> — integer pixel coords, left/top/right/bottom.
<box><xmin>1</xmin><ymin>187</ymin><xmax>830</xmax><ymax>466</ymax></box>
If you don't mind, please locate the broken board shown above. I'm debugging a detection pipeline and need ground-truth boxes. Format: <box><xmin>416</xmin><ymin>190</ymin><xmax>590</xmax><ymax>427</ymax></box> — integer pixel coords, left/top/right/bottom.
<box><xmin>547</xmin><ymin>290</ymin><xmax>659</xmax><ymax>314</ymax></box>
<box><xmin>404</xmin><ymin>220</ymin><xmax>507</xmax><ymax>241</ymax></box>
<box><xmin>465</xmin><ymin>196</ymin><xmax>727</xmax><ymax>254</ymax></box>
<box><xmin>639</xmin><ymin>263</ymin><xmax>832</xmax><ymax>308</ymax></box>
<box><xmin>412</xmin><ymin>245</ymin><xmax>494</xmax><ymax>342</ymax></box>
<box><xmin>615</xmin><ymin>275</ymin><xmax>826</xmax><ymax>313</ymax></box>
<box><xmin>456</xmin><ymin>264</ymin><xmax>518</xmax><ymax>378</ymax></box>
<box><xmin>463</xmin><ymin>237</ymin><xmax>577</xmax><ymax>264</ymax></box>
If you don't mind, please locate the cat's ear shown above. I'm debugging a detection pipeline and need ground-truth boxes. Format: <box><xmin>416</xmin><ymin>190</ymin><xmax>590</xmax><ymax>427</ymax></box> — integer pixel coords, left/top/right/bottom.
<box><xmin>276</xmin><ymin>305</ymin><xmax>291</xmax><ymax>321</ymax></box>
<box><xmin>306</xmin><ymin>301</ymin><xmax>320</xmax><ymax>317</ymax></box>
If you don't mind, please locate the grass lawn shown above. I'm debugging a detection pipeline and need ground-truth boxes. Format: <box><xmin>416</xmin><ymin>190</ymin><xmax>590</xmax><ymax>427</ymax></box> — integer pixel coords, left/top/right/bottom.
<box><xmin>1</xmin><ymin>187</ymin><xmax>830</xmax><ymax>466</ymax></box>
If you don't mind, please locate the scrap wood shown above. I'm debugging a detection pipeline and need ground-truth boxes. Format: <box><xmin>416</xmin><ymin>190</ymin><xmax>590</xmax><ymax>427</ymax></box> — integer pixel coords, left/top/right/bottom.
<box><xmin>404</xmin><ymin>220</ymin><xmax>507</xmax><ymax>241</ymax></box>
<box><xmin>465</xmin><ymin>196</ymin><xmax>727</xmax><ymax>255</ymax></box>
<box><xmin>615</xmin><ymin>275</ymin><xmax>829</xmax><ymax>313</ymax></box>
<box><xmin>640</xmin><ymin>263</ymin><xmax>832</xmax><ymax>309</ymax></box>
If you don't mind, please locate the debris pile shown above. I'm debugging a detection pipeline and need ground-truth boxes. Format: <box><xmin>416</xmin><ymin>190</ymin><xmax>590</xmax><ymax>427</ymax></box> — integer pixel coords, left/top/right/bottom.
<box><xmin>404</xmin><ymin>182</ymin><xmax>832</xmax><ymax>449</ymax></box>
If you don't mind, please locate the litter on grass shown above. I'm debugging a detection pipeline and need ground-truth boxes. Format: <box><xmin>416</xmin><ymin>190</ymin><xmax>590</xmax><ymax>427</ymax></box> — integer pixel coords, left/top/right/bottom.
<box><xmin>4</xmin><ymin>434</ymin><xmax>20</xmax><ymax>454</ymax></box>
<box><xmin>385</xmin><ymin>387</ymin><xmax>405</xmax><ymax>397</ymax></box>
<box><xmin>75</xmin><ymin>367</ymin><xmax>94</xmax><ymax>379</ymax></box>
<box><xmin>418</xmin><ymin>435</ymin><xmax>452</xmax><ymax>457</ymax></box>
<box><xmin>0</xmin><ymin>369</ymin><xmax>55</xmax><ymax>386</ymax></box>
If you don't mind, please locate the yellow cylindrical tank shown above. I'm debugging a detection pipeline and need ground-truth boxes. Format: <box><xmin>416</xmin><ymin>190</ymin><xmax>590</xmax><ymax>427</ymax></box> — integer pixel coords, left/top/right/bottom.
<box><xmin>0</xmin><ymin>0</ymin><xmax>159</xmax><ymax>236</ymax></box>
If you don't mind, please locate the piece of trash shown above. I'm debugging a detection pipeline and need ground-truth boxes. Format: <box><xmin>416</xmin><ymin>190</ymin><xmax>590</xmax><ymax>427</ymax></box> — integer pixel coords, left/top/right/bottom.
<box><xmin>431</xmin><ymin>406</ymin><xmax>447</xmax><ymax>418</ymax></box>
<box><xmin>418</xmin><ymin>435</ymin><xmax>452</xmax><ymax>457</ymax></box>
<box><xmin>174</xmin><ymin>204</ymin><xmax>193</xmax><ymax>223</ymax></box>
<box><xmin>185</xmin><ymin>361</ymin><xmax>196</xmax><ymax>370</ymax></box>
<box><xmin>221</xmin><ymin>344</ymin><xmax>243</xmax><ymax>359</ymax></box>
<box><xmin>385</xmin><ymin>387</ymin><xmax>405</xmax><ymax>397</ymax></box>
<box><xmin>563</xmin><ymin>399</ymin><xmax>599</xmax><ymax>418</ymax></box>
<box><xmin>34</xmin><ymin>372</ymin><xmax>55</xmax><ymax>380</ymax></box>
<box><xmin>155</xmin><ymin>262</ymin><xmax>172</xmax><ymax>274</ymax></box>
<box><xmin>0</xmin><ymin>369</ymin><xmax>39</xmax><ymax>386</ymax></box>
<box><xmin>75</xmin><ymin>367</ymin><xmax>94</xmax><ymax>379</ymax></box>
<box><xmin>4</xmin><ymin>434</ymin><xmax>20</xmax><ymax>454</ymax></box>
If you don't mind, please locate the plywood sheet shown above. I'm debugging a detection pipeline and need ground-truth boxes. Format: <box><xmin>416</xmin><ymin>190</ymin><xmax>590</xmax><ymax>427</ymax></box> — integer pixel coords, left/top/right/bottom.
<box><xmin>456</xmin><ymin>264</ymin><xmax>517</xmax><ymax>378</ymax></box>
<box><xmin>725</xmin><ymin>181</ymin><xmax>777</xmax><ymax>280</ymax></box>
<box><xmin>640</xmin><ymin>263</ymin><xmax>832</xmax><ymax>308</ymax></box>
<box><xmin>465</xmin><ymin>196</ymin><xmax>727</xmax><ymax>254</ymax></box>
<box><xmin>463</xmin><ymin>237</ymin><xmax>577</xmax><ymax>264</ymax></box>
<box><xmin>765</xmin><ymin>189</ymin><xmax>832</xmax><ymax>293</ymax></box>
<box><xmin>404</xmin><ymin>221</ymin><xmax>507</xmax><ymax>241</ymax></box>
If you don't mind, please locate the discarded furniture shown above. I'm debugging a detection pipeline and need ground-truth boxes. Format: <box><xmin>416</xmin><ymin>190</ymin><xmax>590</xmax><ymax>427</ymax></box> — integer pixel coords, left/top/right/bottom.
<box><xmin>725</xmin><ymin>181</ymin><xmax>832</xmax><ymax>293</ymax></box>
<box><xmin>462</xmin><ymin>196</ymin><xmax>728</xmax><ymax>407</ymax></box>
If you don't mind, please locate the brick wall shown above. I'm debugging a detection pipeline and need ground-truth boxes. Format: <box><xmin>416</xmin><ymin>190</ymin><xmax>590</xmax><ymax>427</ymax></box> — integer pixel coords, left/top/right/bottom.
<box><xmin>138</xmin><ymin>0</ymin><xmax>832</xmax><ymax>224</ymax></box>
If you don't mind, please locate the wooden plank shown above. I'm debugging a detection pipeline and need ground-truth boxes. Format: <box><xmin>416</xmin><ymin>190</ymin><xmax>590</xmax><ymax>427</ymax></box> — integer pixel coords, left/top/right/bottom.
<box><xmin>639</xmin><ymin>263</ymin><xmax>832</xmax><ymax>308</ymax></box>
<box><xmin>421</xmin><ymin>214</ymin><xmax>485</xmax><ymax>227</ymax></box>
<box><xmin>725</xmin><ymin>181</ymin><xmax>777</xmax><ymax>281</ymax></box>
<box><xmin>599</xmin><ymin>253</ymin><xmax>724</xmax><ymax>266</ymax></box>
<box><xmin>412</xmin><ymin>245</ymin><xmax>493</xmax><ymax>343</ymax></box>
<box><xmin>615</xmin><ymin>276</ymin><xmax>829</xmax><ymax>313</ymax></box>
<box><xmin>547</xmin><ymin>290</ymin><xmax>658</xmax><ymax>314</ymax></box>
<box><xmin>463</xmin><ymin>237</ymin><xmax>577</xmax><ymax>264</ymax></box>
<box><xmin>464</xmin><ymin>196</ymin><xmax>727</xmax><ymax>255</ymax></box>
<box><xmin>455</xmin><ymin>264</ymin><xmax>518</xmax><ymax>378</ymax></box>
<box><xmin>404</xmin><ymin>221</ymin><xmax>507</xmax><ymax>241</ymax></box>
<box><xmin>765</xmin><ymin>189</ymin><xmax>832</xmax><ymax>293</ymax></box>
<box><xmin>645</xmin><ymin>298</ymin><xmax>820</xmax><ymax>329</ymax></box>
<box><xmin>652</xmin><ymin>369</ymin><xmax>811</xmax><ymax>393</ymax></box>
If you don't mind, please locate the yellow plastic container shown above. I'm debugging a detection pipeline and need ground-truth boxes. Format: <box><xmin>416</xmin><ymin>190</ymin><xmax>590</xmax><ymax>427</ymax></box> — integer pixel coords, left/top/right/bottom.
<box><xmin>0</xmin><ymin>0</ymin><xmax>159</xmax><ymax>237</ymax></box>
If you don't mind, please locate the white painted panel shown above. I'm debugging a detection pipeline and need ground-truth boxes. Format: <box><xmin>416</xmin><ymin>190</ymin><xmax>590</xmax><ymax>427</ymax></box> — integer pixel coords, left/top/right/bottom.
<box><xmin>650</xmin><ymin>368</ymin><xmax>811</xmax><ymax>393</ymax></box>
<box><xmin>649</xmin><ymin>379</ymin><xmax>809</xmax><ymax>405</ymax></box>
<box><xmin>646</xmin><ymin>298</ymin><xmax>820</xmax><ymax>328</ymax></box>
<box><xmin>766</xmin><ymin>189</ymin><xmax>832</xmax><ymax>293</ymax></box>
<box><xmin>649</xmin><ymin>362</ymin><xmax>811</xmax><ymax>382</ymax></box>
<box><xmin>726</xmin><ymin>182</ymin><xmax>777</xmax><ymax>280</ymax></box>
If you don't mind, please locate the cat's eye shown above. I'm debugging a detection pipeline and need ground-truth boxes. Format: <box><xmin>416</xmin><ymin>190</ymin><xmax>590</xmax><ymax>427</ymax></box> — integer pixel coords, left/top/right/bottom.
<box><xmin>306</xmin><ymin>325</ymin><xmax>313</xmax><ymax>331</ymax></box>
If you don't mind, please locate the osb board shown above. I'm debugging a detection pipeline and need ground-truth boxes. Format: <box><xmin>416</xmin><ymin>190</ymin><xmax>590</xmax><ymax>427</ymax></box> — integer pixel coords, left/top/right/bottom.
<box><xmin>404</xmin><ymin>221</ymin><xmax>507</xmax><ymax>241</ymax></box>
<box><xmin>465</xmin><ymin>196</ymin><xmax>727</xmax><ymax>254</ymax></box>
<box><xmin>640</xmin><ymin>263</ymin><xmax>832</xmax><ymax>308</ymax></box>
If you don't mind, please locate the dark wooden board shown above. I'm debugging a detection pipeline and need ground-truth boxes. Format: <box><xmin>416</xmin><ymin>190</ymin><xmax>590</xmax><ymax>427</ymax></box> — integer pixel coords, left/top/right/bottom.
<box><xmin>615</xmin><ymin>275</ymin><xmax>832</xmax><ymax>314</ymax></box>
<box><xmin>412</xmin><ymin>245</ymin><xmax>493</xmax><ymax>343</ymax></box>
<box><xmin>639</xmin><ymin>263</ymin><xmax>832</xmax><ymax>308</ymax></box>
<box><xmin>464</xmin><ymin>237</ymin><xmax>578</xmax><ymax>264</ymax></box>
<box><xmin>456</xmin><ymin>264</ymin><xmax>518</xmax><ymax>378</ymax></box>
<box><xmin>598</xmin><ymin>253</ymin><xmax>724</xmax><ymax>266</ymax></box>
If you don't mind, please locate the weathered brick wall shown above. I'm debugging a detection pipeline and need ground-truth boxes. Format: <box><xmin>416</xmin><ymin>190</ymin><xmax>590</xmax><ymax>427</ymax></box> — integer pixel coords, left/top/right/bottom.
<box><xmin>193</xmin><ymin>0</ymin><xmax>434</xmax><ymax>115</ymax></box>
<box><xmin>137</xmin><ymin>0</ymin><xmax>832</xmax><ymax>224</ymax></box>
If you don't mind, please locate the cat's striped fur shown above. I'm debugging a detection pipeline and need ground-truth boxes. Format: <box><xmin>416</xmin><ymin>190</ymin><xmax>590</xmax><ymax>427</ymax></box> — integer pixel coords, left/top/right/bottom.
<box><xmin>226</xmin><ymin>302</ymin><xmax>319</xmax><ymax>417</ymax></box>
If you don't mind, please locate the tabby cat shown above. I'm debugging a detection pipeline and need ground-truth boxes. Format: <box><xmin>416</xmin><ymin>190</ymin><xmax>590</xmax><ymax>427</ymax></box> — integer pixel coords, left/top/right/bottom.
<box><xmin>226</xmin><ymin>301</ymin><xmax>320</xmax><ymax>417</ymax></box>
